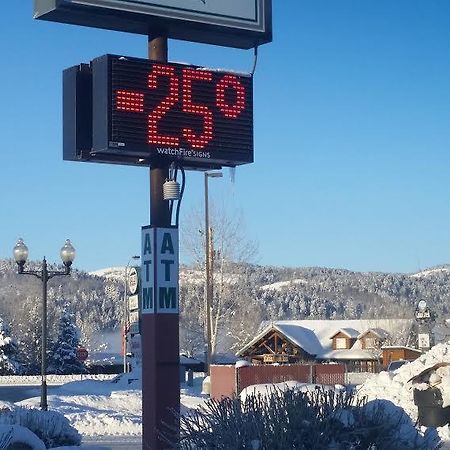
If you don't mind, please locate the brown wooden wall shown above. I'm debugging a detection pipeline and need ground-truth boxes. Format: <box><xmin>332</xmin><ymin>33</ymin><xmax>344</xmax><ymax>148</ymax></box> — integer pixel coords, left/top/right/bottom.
<box><xmin>210</xmin><ymin>365</ymin><xmax>236</xmax><ymax>400</ymax></box>
<box><xmin>237</xmin><ymin>364</ymin><xmax>312</xmax><ymax>394</ymax></box>
<box><xmin>315</xmin><ymin>364</ymin><xmax>346</xmax><ymax>385</ymax></box>
<box><xmin>382</xmin><ymin>348</ymin><xmax>421</xmax><ymax>367</ymax></box>
<box><xmin>210</xmin><ymin>364</ymin><xmax>346</xmax><ymax>401</ymax></box>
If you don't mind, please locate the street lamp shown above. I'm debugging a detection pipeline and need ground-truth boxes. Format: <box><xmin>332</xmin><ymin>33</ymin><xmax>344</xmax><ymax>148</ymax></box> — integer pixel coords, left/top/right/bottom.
<box><xmin>204</xmin><ymin>170</ymin><xmax>222</xmax><ymax>375</ymax></box>
<box><xmin>124</xmin><ymin>255</ymin><xmax>140</xmax><ymax>373</ymax></box>
<box><xmin>13</xmin><ymin>238</ymin><xmax>76</xmax><ymax>411</ymax></box>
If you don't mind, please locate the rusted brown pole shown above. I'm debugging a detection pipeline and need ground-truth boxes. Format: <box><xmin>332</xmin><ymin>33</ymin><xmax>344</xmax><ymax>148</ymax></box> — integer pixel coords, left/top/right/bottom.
<box><xmin>142</xmin><ymin>34</ymin><xmax>180</xmax><ymax>449</ymax></box>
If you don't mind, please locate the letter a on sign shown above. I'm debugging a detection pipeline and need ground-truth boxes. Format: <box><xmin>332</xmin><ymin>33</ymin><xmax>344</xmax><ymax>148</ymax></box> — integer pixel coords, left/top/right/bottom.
<box><xmin>141</xmin><ymin>226</ymin><xmax>155</xmax><ymax>313</ymax></box>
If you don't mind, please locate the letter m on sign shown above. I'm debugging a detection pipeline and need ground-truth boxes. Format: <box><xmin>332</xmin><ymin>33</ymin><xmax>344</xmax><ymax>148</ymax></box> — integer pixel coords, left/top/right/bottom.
<box><xmin>141</xmin><ymin>226</ymin><xmax>155</xmax><ymax>314</ymax></box>
<box><xmin>159</xmin><ymin>287</ymin><xmax>176</xmax><ymax>309</ymax></box>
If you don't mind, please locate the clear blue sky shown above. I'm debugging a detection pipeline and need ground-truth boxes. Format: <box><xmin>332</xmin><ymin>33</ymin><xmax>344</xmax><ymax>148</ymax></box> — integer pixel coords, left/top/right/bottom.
<box><xmin>1</xmin><ymin>1</ymin><xmax>449</xmax><ymax>274</ymax></box>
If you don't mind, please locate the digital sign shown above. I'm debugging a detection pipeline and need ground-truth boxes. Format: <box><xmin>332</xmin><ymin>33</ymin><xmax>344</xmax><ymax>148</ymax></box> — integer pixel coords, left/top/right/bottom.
<box><xmin>87</xmin><ymin>55</ymin><xmax>253</xmax><ymax>169</ymax></box>
<box><xmin>34</xmin><ymin>0</ymin><xmax>272</xmax><ymax>49</ymax></box>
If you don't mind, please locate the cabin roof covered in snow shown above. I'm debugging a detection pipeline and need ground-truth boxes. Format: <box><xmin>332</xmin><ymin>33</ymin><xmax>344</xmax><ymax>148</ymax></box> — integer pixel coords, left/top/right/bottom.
<box><xmin>237</xmin><ymin>319</ymin><xmax>413</xmax><ymax>360</ymax></box>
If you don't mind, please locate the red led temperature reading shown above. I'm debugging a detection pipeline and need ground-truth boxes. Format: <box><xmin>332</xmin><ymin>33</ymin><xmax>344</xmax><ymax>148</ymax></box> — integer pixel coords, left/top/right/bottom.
<box><xmin>114</xmin><ymin>64</ymin><xmax>248</xmax><ymax>150</ymax></box>
<box><xmin>105</xmin><ymin>56</ymin><xmax>253</xmax><ymax>167</ymax></box>
<box><xmin>182</xmin><ymin>69</ymin><xmax>213</xmax><ymax>149</ymax></box>
<box><xmin>116</xmin><ymin>90</ymin><xmax>144</xmax><ymax>112</ymax></box>
<box><xmin>216</xmin><ymin>75</ymin><xmax>246</xmax><ymax>119</ymax></box>
<box><xmin>148</xmin><ymin>64</ymin><xmax>180</xmax><ymax>146</ymax></box>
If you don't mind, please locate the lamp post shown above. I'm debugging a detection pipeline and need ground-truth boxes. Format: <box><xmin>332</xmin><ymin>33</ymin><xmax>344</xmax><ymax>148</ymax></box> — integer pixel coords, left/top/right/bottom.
<box><xmin>124</xmin><ymin>255</ymin><xmax>140</xmax><ymax>373</ymax></box>
<box><xmin>204</xmin><ymin>170</ymin><xmax>222</xmax><ymax>375</ymax></box>
<box><xmin>13</xmin><ymin>238</ymin><xmax>76</xmax><ymax>411</ymax></box>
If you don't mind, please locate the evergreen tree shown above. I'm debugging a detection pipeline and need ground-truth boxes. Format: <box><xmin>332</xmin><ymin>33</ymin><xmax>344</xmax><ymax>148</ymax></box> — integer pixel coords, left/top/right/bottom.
<box><xmin>49</xmin><ymin>311</ymin><xmax>85</xmax><ymax>374</ymax></box>
<box><xmin>15</xmin><ymin>299</ymin><xmax>41</xmax><ymax>375</ymax></box>
<box><xmin>0</xmin><ymin>318</ymin><xmax>20</xmax><ymax>375</ymax></box>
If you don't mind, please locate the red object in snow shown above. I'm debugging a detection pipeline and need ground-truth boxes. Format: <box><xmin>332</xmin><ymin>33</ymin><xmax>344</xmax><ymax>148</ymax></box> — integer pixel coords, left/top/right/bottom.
<box><xmin>76</xmin><ymin>347</ymin><xmax>89</xmax><ymax>361</ymax></box>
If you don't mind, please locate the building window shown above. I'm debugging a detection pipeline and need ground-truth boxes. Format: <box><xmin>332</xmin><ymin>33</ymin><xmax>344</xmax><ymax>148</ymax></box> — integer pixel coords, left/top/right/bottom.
<box><xmin>335</xmin><ymin>337</ymin><xmax>347</xmax><ymax>349</ymax></box>
<box><xmin>365</xmin><ymin>337</ymin><xmax>376</xmax><ymax>349</ymax></box>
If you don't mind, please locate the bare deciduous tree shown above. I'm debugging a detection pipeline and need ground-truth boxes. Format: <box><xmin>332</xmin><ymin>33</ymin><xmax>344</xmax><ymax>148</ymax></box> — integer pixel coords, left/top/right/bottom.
<box><xmin>180</xmin><ymin>202</ymin><xmax>259</xmax><ymax>358</ymax></box>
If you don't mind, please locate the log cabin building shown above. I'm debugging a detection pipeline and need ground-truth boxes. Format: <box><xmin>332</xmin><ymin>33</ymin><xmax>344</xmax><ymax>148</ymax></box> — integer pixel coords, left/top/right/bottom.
<box><xmin>236</xmin><ymin>319</ymin><xmax>419</xmax><ymax>373</ymax></box>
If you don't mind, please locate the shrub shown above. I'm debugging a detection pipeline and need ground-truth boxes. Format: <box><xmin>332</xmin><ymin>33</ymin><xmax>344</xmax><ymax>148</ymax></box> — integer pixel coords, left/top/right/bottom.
<box><xmin>0</xmin><ymin>406</ymin><xmax>81</xmax><ymax>448</ymax></box>
<box><xmin>163</xmin><ymin>386</ymin><xmax>440</xmax><ymax>449</ymax></box>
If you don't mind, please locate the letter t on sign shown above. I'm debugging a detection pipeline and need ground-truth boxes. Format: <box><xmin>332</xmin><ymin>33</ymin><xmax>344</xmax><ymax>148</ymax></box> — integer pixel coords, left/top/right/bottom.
<box><xmin>141</xmin><ymin>226</ymin><xmax>155</xmax><ymax>314</ymax></box>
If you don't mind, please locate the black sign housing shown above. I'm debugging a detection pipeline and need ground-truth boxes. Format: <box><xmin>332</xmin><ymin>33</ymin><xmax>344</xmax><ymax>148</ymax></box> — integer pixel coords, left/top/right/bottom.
<box><xmin>63</xmin><ymin>55</ymin><xmax>254</xmax><ymax>170</ymax></box>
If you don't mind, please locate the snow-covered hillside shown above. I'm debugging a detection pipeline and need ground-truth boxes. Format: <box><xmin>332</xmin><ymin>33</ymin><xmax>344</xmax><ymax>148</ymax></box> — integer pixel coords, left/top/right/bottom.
<box><xmin>410</xmin><ymin>266</ymin><xmax>450</xmax><ymax>278</ymax></box>
<box><xmin>89</xmin><ymin>267</ymin><xmax>125</xmax><ymax>281</ymax></box>
<box><xmin>261</xmin><ymin>278</ymin><xmax>308</xmax><ymax>291</ymax></box>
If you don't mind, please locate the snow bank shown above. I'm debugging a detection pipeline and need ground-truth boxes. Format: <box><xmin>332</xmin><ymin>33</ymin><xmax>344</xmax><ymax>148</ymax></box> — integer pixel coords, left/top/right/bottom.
<box><xmin>14</xmin><ymin>370</ymin><xmax>207</xmax><ymax>438</ymax></box>
<box><xmin>0</xmin><ymin>424</ymin><xmax>46</xmax><ymax>449</ymax></box>
<box><xmin>239</xmin><ymin>381</ymin><xmax>343</xmax><ymax>403</ymax></box>
<box><xmin>0</xmin><ymin>374</ymin><xmax>116</xmax><ymax>385</ymax></box>
<box><xmin>358</xmin><ymin>341</ymin><xmax>450</xmax><ymax>443</ymax></box>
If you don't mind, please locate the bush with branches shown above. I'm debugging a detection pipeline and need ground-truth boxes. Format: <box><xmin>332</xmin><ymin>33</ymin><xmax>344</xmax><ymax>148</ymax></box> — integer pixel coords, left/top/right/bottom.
<box><xmin>0</xmin><ymin>405</ymin><xmax>81</xmax><ymax>448</ymax></box>
<box><xmin>163</xmin><ymin>387</ymin><xmax>440</xmax><ymax>449</ymax></box>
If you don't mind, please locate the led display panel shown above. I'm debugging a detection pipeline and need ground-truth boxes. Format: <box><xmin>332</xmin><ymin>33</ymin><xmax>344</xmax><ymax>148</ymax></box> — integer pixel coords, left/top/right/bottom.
<box><xmin>91</xmin><ymin>55</ymin><xmax>253</xmax><ymax>168</ymax></box>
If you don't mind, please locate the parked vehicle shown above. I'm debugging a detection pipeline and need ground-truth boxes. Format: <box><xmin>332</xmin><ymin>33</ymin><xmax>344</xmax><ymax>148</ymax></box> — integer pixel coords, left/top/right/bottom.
<box><xmin>387</xmin><ymin>360</ymin><xmax>409</xmax><ymax>372</ymax></box>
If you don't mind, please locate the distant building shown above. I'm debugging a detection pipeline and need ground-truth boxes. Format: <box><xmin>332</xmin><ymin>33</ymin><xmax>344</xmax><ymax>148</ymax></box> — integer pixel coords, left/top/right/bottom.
<box><xmin>236</xmin><ymin>319</ymin><xmax>417</xmax><ymax>373</ymax></box>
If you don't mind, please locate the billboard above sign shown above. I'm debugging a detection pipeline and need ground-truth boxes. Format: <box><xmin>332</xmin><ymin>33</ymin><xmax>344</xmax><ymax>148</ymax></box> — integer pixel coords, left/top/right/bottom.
<box><xmin>63</xmin><ymin>55</ymin><xmax>253</xmax><ymax>170</ymax></box>
<box><xmin>34</xmin><ymin>0</ymin><xmax>272</xmax><ymax>49</ymax></box>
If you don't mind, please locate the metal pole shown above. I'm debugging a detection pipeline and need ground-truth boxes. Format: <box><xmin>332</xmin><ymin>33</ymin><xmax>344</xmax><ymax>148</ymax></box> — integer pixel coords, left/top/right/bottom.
<box><xmin>41</xmin><ymin>258</ymin><xmax>48</xmax><ymax>411</ymax></box>
<box><xmin>208</xmin><ymin>227</ymin><xmax>214</xmax><ymax>369</ymax></box>
<box><xmin>123</xmin><ymin>265</ymin><xmax>128</xmax><ymax>373</ymax></box>
<box><xmin>142</xmin><ymin>33</ymin><xmax>180</xmax><ymax>450</ymax></box>
<box><xmin>204</xmin><ymin>174</ymin><xmax>212</xmax><ymax>375</ymax></box>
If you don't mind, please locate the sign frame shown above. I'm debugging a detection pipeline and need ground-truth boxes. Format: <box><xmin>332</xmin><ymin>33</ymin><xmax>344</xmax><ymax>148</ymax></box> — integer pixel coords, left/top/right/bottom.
<box><xmin>141</xmin><ymin>225</ymin><xmax>179</xmax><ymax>314</ymax></box>
<box><xmin>63</xmin><ymin>54</ymin><xmax>254</xmax><ymax>170</ymax></box>
<box><xmin>34</xmin><ymin>0</ymin><xmax>272</xmax><ymax>49</ymax></box>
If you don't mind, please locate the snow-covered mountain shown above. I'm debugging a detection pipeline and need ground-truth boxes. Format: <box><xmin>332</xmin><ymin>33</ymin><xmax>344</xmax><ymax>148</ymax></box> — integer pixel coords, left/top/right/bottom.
<box><xmin>3</xmin><ymin>259</ymin><xmax>450</xmax><ymax>359</ymax></box>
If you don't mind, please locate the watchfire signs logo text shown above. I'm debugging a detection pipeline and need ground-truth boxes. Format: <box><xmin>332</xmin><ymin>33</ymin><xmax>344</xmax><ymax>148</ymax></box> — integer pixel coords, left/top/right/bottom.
<box><xmin>141</xmin><ymin>226</ymin><xmax>179</xmax><ymax>314</ymax></box>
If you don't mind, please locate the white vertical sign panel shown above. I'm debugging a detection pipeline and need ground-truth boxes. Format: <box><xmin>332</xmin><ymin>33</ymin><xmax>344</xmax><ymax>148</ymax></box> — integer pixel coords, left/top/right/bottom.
<box><xmin>156</xmin><ymin>228</ymin><xmax>179</xmax><ymax>313</ymax></box>
<box><xmin>128</xmin><ymin>295</ymin><xmax>139</xmax><ymax>312</ymax></box>
<box><xmin>141</xmin><ymin>226</ymin><xmax>179</xmax><ymax>314</ymax></box>
<box><xmin>141</xmin><ymin>226</ymin><xmax>155</xmax><ymax>314</ymax></box>
<box><xmin>418</xmin><ymin>333</ymin><xmax>430</xmax><ymax>349</ymax></box>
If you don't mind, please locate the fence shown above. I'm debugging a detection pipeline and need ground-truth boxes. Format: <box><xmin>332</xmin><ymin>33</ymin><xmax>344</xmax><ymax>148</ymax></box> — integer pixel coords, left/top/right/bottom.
<box><xmin>211</xmin><ymin>363</ymin><xmax>346</xmax><ymax>400</ymax></box>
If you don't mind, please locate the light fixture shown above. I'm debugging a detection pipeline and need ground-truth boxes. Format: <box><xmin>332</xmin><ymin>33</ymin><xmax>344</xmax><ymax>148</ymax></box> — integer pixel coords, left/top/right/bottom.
<box><xmin>13</xmin><ymin>238</ymin><xmax>29</xmax><ymax>272</ymax></box>
<box><xmin>12</xmin><ymin>238</ymin><xmax>76</xmax><ymax>411</ymax></box>
<box><xmin>417</xmin><ymin>300</ymin><xmax>427</xmax><ymax>312</ymax></box>
<box><xmin>60</xmin><ymin>239</ymin><xmax>76</xmax><ymax>272</ymax></box>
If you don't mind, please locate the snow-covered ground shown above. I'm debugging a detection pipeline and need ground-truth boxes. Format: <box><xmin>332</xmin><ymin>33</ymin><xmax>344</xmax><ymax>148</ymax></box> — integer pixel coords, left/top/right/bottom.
<box><xmin>358</xmin><ymin>341</ymin><xmax>450</xmax><ymax>446</ymax></box>
<box><xmin>14</xmin><ymin>371</ymin><xmax>207</xmax><ymax>438</ymax></box>
<box><xmin>0</xmin><ymin>370</ymin><xmax>207</xmax><ymax>449</ymax></box>
<box><xmin>4</xmin><ymin>344</ymin><xmax>450</xmax><ymax>448</ymax></box>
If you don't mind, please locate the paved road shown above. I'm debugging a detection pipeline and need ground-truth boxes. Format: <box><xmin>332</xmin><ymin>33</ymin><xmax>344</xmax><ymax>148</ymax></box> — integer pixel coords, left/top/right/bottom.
<box><xmin>0</xmin><ymin>384</ymin><xmax>62</xmax><ymax>403</ymax></box>
<box><xmin>82</xmin><ymin>437</ymin><xmax>142</xmax><ymax>449</ymax></box>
